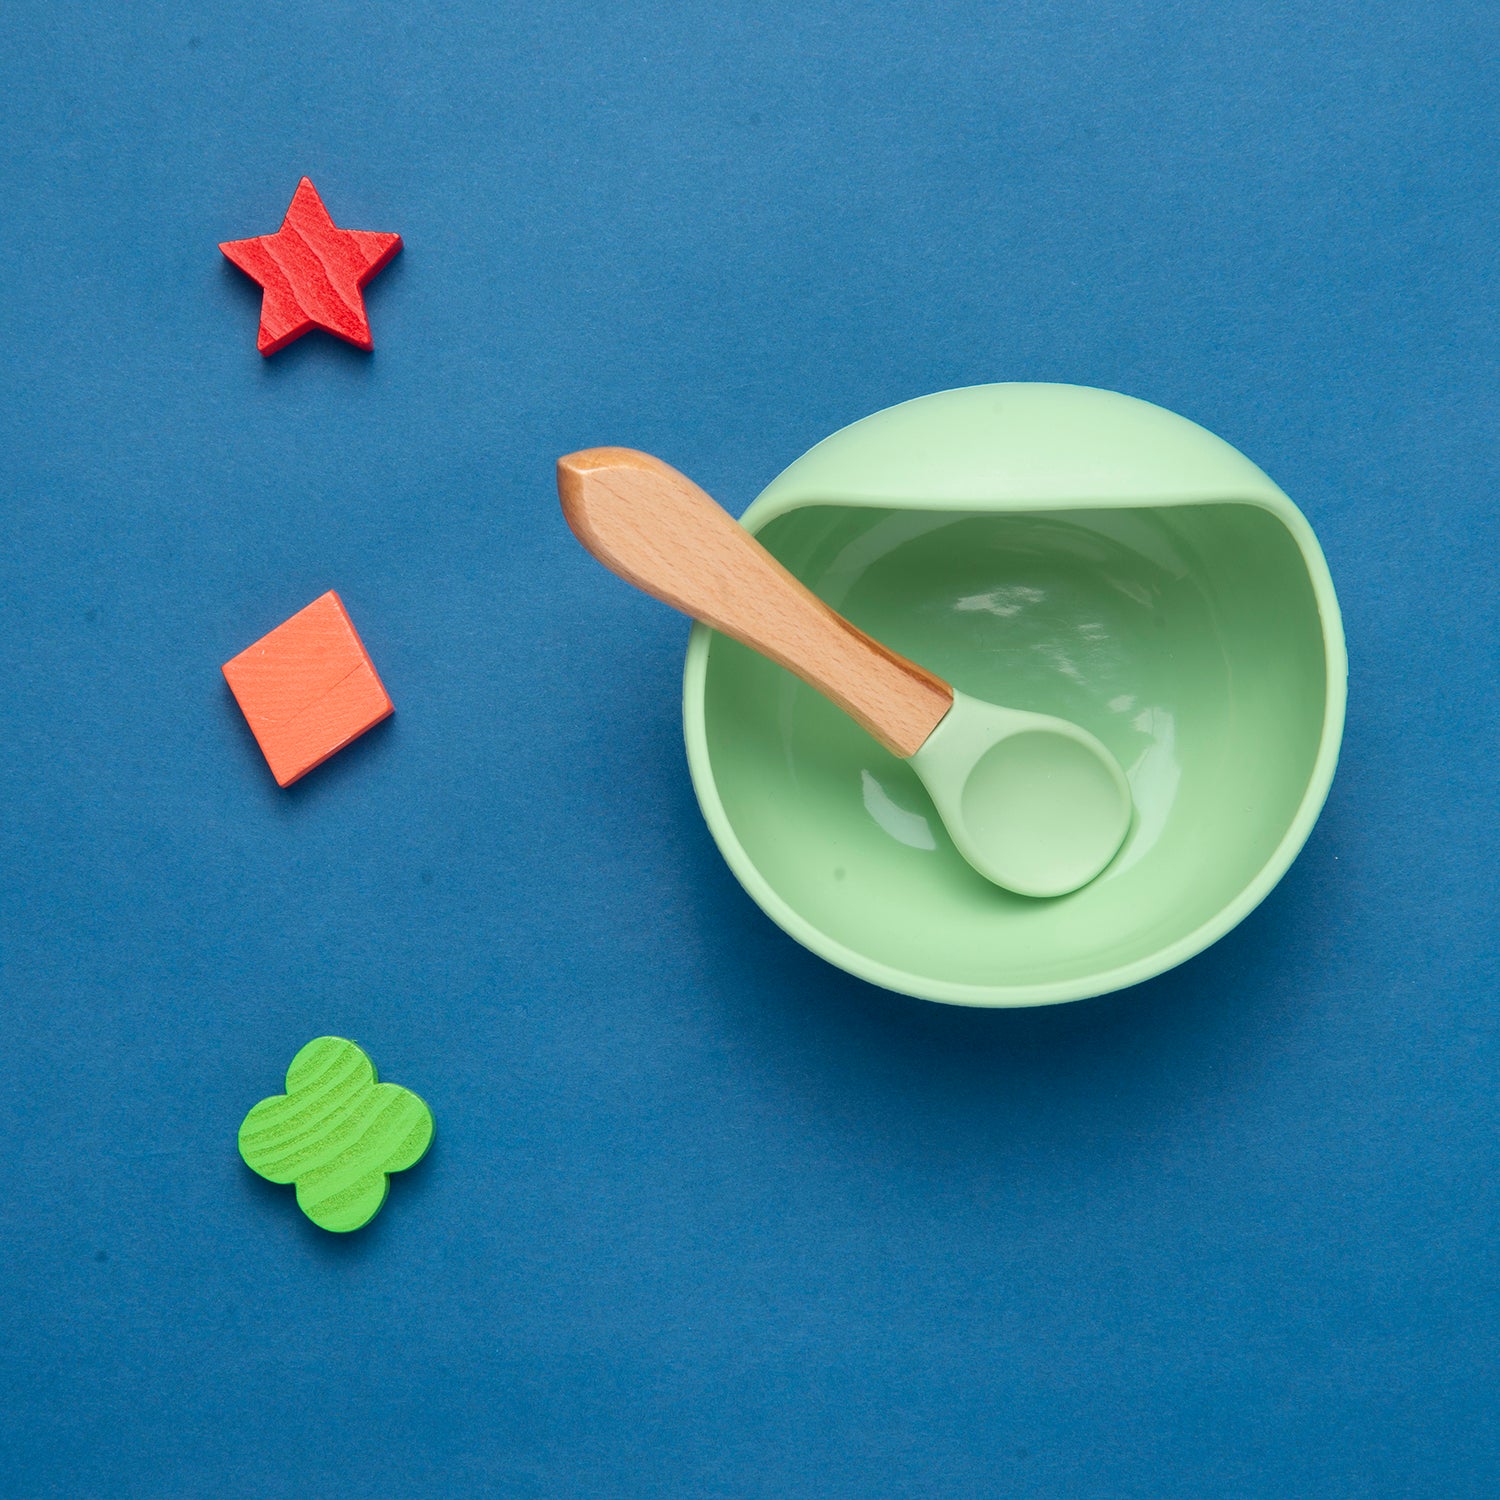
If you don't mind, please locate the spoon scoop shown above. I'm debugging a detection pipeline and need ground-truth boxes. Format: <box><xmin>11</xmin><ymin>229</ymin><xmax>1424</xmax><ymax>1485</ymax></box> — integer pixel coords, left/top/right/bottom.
<box><xmin>557</xmin><ymin>448</ymin><xmax>1132</xmax><ymax>897</ymax></box>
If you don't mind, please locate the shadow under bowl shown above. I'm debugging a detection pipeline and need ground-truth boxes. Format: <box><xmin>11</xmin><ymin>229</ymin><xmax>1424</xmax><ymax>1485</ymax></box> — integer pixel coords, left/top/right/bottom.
<box><xmin>683</xmin><ymin>384</ymin><xmax>1347</xmax><ymax>1006</ymax></box>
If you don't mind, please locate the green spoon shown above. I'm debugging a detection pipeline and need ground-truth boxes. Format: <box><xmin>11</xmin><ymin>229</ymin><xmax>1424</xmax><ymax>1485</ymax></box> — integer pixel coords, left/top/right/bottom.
<box><xmin>558</xmin><ymin>448</ymin><xmax>1133</xmax><ymax>898</ymax></box>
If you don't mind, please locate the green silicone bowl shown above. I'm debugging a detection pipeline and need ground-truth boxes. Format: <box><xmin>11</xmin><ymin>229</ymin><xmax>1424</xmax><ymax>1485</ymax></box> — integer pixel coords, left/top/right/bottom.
<box><xmin>682</xmin><ymin>384</ymin><xmax>1347</xmax><ymax>1006</ymax></box>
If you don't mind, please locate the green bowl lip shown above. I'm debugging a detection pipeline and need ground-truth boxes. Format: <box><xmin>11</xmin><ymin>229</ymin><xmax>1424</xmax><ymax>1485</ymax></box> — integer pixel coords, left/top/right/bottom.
<box><xmin>681</xmin><ymin>383</ymin><xmax>1349</xmax><ymax>1007</ymax></box>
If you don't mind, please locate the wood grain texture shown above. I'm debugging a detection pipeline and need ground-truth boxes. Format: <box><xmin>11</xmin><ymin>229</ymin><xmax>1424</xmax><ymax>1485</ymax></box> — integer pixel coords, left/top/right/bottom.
<box><xmin>238</xmin><ymin>1037</ymin><xmax>434</xmax><ymax>1234</ymax></box>
<box><xmin>558</xmin><ymin>448</ymin><xmax>953</xmax><ymax>757</ymax></box>
<box><xmin>219</xmin><ymin>178</ymin><xmax>402</xmax><ymax>355</ymax></box>
<box><xmin>221</xmin><ymin>590</ymin><xmax>393</xmax><ymax>786</ymax></box>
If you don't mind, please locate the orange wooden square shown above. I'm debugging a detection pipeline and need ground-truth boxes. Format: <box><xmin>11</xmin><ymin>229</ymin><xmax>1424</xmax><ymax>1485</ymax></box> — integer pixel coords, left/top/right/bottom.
<box><xmin>223</xmin><ymin>591</ymin><xmax>393</xmax><ymax>787</ymax></box>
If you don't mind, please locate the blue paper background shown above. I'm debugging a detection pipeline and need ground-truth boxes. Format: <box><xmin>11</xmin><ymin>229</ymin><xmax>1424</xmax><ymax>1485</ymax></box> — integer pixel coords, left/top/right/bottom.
<box><xmin>2</xmin><ymin>2</ymin><xmax>1497</xmax><ymax>1495</ymax></box>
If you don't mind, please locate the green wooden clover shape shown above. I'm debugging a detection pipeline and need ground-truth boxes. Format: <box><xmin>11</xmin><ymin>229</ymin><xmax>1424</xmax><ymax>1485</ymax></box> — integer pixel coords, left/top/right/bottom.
<box><xmin>239</xmin><ymin>1037</ymin><xmax>433</xmax><ymax>1232</ymax></box>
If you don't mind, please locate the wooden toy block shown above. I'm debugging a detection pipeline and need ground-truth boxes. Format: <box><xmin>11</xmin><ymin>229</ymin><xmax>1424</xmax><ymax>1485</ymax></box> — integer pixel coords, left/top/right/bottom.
<box><xmin>239</xmin><ymin>1037</ymin><xmax>434</xmax><ymax>1233</ymax></box>
<box><xmin>219</xmin><ymin>178</ymin><xmax>402</xmax><ymax>355</ymax></box>
<box><xmin>222</xmin><ymin>591</ymin><xmax>393</xmax><ymax>787</ymax></box>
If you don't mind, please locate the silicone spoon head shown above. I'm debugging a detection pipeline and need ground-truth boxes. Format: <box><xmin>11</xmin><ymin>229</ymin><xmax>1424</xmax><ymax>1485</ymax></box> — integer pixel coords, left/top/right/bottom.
<box><xmin>909</xmin><ymin>691</ymin><xmax>1132</xmax><ymax>897</ymax></box>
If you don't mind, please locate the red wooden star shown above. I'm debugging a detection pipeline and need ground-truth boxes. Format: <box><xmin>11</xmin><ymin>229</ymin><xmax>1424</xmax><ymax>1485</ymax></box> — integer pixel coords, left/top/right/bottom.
<box><xmin>220</xmin><ymin>178</ymin><xmax>402</xmax><ymax>355</ymax></box>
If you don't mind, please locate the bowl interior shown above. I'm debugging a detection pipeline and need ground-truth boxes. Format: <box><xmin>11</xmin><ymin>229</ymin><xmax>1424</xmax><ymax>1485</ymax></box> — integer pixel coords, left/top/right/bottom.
<box><xmin>699</xmin><ymin>499</ymin><xmax>1329</xmax><ymax>999</ymax></box>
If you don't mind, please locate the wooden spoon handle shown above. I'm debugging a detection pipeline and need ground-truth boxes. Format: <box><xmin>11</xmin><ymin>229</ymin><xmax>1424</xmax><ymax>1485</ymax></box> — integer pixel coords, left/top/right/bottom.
<box><xmin>557</xmin><ymin>447</ymin><xmax>953</xmax><ymax>757</ymax></box>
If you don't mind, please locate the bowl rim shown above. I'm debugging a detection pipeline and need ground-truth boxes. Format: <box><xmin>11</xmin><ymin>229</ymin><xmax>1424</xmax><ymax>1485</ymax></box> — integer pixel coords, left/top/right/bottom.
<box><xmin>681</xmin><ymin>383</ymin><xmax>1349</xmax><ymax>1006</ymax></box>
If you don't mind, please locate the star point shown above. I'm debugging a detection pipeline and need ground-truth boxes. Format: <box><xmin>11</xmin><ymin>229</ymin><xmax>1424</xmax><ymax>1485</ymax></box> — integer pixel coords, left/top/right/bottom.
<box><xmin>220</xmin><ymin>177</ymin><xmax>401</xmax><ymax>355</ymax></box>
